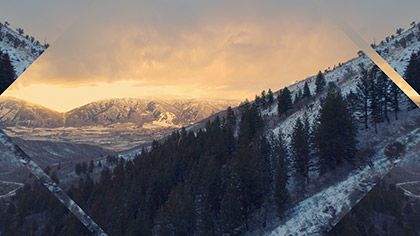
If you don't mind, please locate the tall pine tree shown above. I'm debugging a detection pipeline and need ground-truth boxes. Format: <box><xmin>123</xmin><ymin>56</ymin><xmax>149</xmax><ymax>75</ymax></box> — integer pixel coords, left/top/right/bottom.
<box><xmin>277</xmin><ymin>87</ymin><xmax>292</xmax><ymax>117</ymax></box>
<box><xmin>0</xmin><ymin>52</ymin><xmax>16</xmax><ymax>93</ymax></box>
<box><xmin>315</xmin><ymin>71</ymin><xmax>326</xmax><ymax>94</ymax></box>
<box><xmin>291</xmin><ymin>118</ymin><xmax>311</xmax><ymax>190</ymax></box>
<box><xmin>405</xmin><ymin>52</ymin><xmax>420</xmax><ymax>109</ymax></box>
<box><xmin>303</xmin><ymin>82</ymin><xmax>311</xmax><ymax>98</ymax></box>
<box><xmin>314</xmin><ymin>88</ymin><xmax>357</xmax><ymax>174</ymax></box>
<box><xmin>357</xmin><ymin>66</ymin><xmax>370</xmax><ymax>129</ymax></box>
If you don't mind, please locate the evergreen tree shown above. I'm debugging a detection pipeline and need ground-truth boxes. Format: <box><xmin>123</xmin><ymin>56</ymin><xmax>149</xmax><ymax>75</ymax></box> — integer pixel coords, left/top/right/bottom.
<box><xmin>154</xmin><ymin>186</ymin><xmax>195</xmax><ymax>236</ymax></box>
<box><xmin>220</xmin><ymin>184</ymin><xmax>243</xmax><ymax>236</ymax></box>
<box><xmin>315</xmin><ymin>71</ymin><xmax>326</xmax><ymax>94</ymax></box>
<box><xmin>261</xmin><ymin>90</ymin><xmax>267</xmax><ymax>108</ymax></box>
<box><xmin>197</xmin><ymin>199</ymin><xmax>216</xmax><ymax>236</ymax></box>
<box><xmin>255</xmin><ymin>95</ymin><xmax>262</xmax><ymax>108</ymax></box>
<box><xmin>294</xmin><ymin>89</ymin><xmax>303</xmax><ymax>104</ymax></box>
<box><xmin>303</xmin><ymin>82</ymin><xmax>311</xmax><ymax>98</ymax></box>
<box><xmin>357</xmin><ymin>66</ymin><xmax>370</xmax><ymax>129</ymax></box>
<box><xmin>368</xmin><ymin>67</ymin><xmax>383</xmax><ymax>133</ymax></box>
<box><xmin>405</xmin><ymin>52</ymin><xmax>420</xmax><ymax>109</ymax></box>
<box><xmin>314</xmin><ymin>89</ymin><xmax>357</xmax><ymax>173</ymax></box>
<box><xmin>377</xmin><ymin>70</ymin><xmax>391</xmax><ymax>122</ymax></box>
<box><xmin>291</xmin><ymin>118</ymin><xmax>311</xmax><ymax>189</ymax></box>
<box><xmin>390</xmin><ymin>82</ymin><xmax>401</xmax><ymax>120</ymax></box>
<box><xmin>0</xmin><ymin>52</ymin><xmax>16</xmax><ymax>92</ymax></box>
<box><xmin>267</xmin><ymin>89</ymin><xmax>274</xmax><ymax>105</ymax></box>
<box><xmin>88</xmin><ymin>160</ymin><xmax>94</xmax><ymax>173</ymax></box>
<box><xmin>224</xmin><ymin>106</ymin><xmax>237</xmax><ymax>155</ymax></box>
<box><xmin>345</xmin><ymin>90</ymin><xmax>362</xmax><ymax>124</ymax></box>
<box><xmin>277</xmin><ymin>87</ymin><xmax>292</xmax><ymax>117</ymax></box>
<box><xmin>274</xmin><ymin>161</ymin><xmax>288</xmax><ymax>215</ymax></box>
<box><xmin>233</xmin><ymin>143</ymin><xmax>263</xmax><ymax>230</ymax></box>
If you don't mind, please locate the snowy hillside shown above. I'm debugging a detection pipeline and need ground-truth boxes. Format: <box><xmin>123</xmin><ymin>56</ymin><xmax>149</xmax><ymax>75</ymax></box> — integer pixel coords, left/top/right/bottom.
<box><xmin>0</xmin><ymin>22</ymin><xmax>46</xmax><ymax>78</ymax></box>
<box><xmin>256</xmin><ymin>25</ymin><xmax>420</xmax><ymax>235</ymax></box>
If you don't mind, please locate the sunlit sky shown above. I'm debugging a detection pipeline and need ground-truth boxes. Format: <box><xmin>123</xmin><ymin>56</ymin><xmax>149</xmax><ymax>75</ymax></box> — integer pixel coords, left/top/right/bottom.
<box><xmin>1</xmin><ymin>0</ymin><xmax>420</xmax><ymax>112</ymax></box>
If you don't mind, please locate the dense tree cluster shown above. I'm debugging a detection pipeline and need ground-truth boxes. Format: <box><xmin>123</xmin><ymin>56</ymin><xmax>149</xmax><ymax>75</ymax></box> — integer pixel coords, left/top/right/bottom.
<box><xmin>314</xmin><ymin>88</ymin><xmax>357</xmax><ymax>174</ymax></box>
<box><xmin>0</xmin><ymin>182</ymin><xmax>89</xmax><ymax>236</ymax></box>
<box><xmin>354</xmin><ymin>64</ymin><xmax>403</xmax><ymax>131</ymax></box>
<box><xmin>2</xmin><ymin>102</ymin><xmax>291</xmax><ymax>236</ymax></box>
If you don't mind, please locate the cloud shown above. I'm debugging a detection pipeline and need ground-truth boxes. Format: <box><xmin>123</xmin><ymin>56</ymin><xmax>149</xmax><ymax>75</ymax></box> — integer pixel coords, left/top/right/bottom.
<box><xmin>5</xmin><ymin>0</ymin><xmax>420</xmax><ymax>111</ymax></box>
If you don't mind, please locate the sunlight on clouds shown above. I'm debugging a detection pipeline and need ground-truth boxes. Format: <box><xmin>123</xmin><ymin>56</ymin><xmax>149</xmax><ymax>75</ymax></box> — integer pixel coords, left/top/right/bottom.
<box><xmin>7</xmin><ymin>0</ymin><xmax>419</xmax><ymax>111</ymax></box>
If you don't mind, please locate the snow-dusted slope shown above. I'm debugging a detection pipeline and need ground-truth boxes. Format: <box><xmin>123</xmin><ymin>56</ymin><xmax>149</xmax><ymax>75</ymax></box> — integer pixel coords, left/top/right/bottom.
<box><xmin>259</xmin><ymin>25</ymin><xmax>420</xmax><ymax>235</ymax></box>
<box><xmin>0</xmin><ymin>23</ymin><xmax>46</xmax><ymax>78</ymax></box>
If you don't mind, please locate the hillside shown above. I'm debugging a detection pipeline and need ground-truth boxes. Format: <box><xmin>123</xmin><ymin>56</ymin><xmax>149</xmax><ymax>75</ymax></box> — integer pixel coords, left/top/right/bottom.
<box><xmin>0</xmin><ymin>22</ymin><xmax>47</xmax><ymax>85</ymax></box>
<box><xmin>0</xmin><ymin>97</ymin><xmax>64</xmax><ymax>127</ymax></box>
<box><xmin>1</xmin><ymin>22</ymin><xmax>420</xmax><ymax>236</ymax></box>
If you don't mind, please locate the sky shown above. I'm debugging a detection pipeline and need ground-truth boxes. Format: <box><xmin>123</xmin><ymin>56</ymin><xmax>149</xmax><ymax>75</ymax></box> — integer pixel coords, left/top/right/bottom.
<box><xmin>1</xmin><ymin>0</ymin><xmax>420</xmax><ymax>112</ymax></box>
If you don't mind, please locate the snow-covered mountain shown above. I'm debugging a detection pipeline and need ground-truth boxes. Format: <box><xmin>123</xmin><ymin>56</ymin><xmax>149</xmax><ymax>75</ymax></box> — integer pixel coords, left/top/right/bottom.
<box><xmin>0</xmin><ymin>22</ymin><xmax>47</xmax><ymax>78</ymax></box>
<box><xmin>64</xmin><ymin>97</ymin><xmax>239</xmax><ymax>128</ymax></box>
<box><xmin>0</xmin><ymin>97</ymin><xmax>238</xmax><ymax>128</ymax></box>
<box><xmin>0</xmin><ymin>96</ymin><xmax>64</xmax><ymax>127</ymax></box>
<box><xmin>0</xmin><ymin>97</ymin><xmax>239</xmax><ymax>151</ymax></box>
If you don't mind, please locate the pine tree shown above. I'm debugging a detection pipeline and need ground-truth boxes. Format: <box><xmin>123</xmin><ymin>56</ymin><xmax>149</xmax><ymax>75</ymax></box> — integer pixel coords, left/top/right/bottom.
<box><xmin>294</xmin><ymin>89</ymin><xmax>303</xmax><ymax>104</ymax></box>
<box><xmin>303</xmin><ymin>82</ymin><xmax>311</xmax><ymax>98</ymax></box>
<box><xmin>0</xmin><ymin>52</ymin><xmax>16</xmax><ymax>93</ymax></box>
<box><xmin>377</xmin><ymin>71</ymin><xmax>391</xmax><ymax>122</ymax></box>
<box><xmin>314</xmin><ymin>89</ymin><xmax>357</xmax><ymax>173</ymax></box>
<box><xmin>233</xmin><ymin>142</ymin><xmax>263</xmax><ymax>230</ymax></box>
<box><xmin>291</xmin><ymin>118</ymin><xmax>310</xmax><ymax>189</ymax></box>
<box><xmin>345</xmin><ymin>90</ymin><xmax>362</xmax><ymax>124</ymax></box>
<box><xmin>261</xmin><ymin>90</ymin><xmax>267</xmax><ymax>108</ymax></box>
<box><xmin>315</xmin><ymin>71</ymin><xmax>326</xmax><ymax>94</ymax></box>
<box><xmin>220</xmin><ymin>184</ymin><xmax>243</xmax><ymax>235</ymax></box>
<box><xmin>357</xmin><ymin>66</ymin><xmax>370</xmax><ymax>129</ymax></box>
<box><xmin>405</xmin><ymin>52</ymin><xmax>420</xmax><ymax>109</ymax></box>
<box><xmin>88</xmin><ymin>160</ymin><xmax>94</xmax><ymax>173</ymax></box>
<box><xmin>224</xmin><ymin>106</ymin><xmax>237</xmax><ymax>155</ymax></box>
<box><xmin>277</xmin><ymin>87</ymin><xmax>292</xmax><ymax>117</ymax></box>
<box><xmin>267</xmin><ymin>89</ymin><xmax>274</xmax><ymax>105</ymax></box>
<box><xmin>390</xmin><ymin>82</ymin><xmax>400</xmax><ymax>120</ymax></box>
<box><xmin>274</xmin><ymin>161</ymin><xmax>288</xmax><ymax>215</ymax></box>
<box><xmin>368</xmin><ymin>67</ymin><xmax>383</xmax><ymax>133</ymax></box>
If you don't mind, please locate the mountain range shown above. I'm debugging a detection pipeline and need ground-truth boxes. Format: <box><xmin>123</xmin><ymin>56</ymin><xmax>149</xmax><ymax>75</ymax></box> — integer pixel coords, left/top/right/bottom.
<box><xmin>0</xmin><ymin>96</ymin><xmax>239</xmax><ymax>128</ymax></box>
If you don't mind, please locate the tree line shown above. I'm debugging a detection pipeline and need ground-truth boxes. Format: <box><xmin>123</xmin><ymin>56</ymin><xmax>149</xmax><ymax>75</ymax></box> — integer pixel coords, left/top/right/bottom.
<box><xmin>1</xmin><ymin>51</ymin><xmax>419</xmax><ymax>235</ymax></box>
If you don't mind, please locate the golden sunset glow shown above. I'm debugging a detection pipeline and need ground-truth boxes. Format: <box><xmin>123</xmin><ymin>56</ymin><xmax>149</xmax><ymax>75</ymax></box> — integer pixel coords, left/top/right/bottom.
<box><xmin>2</xmin><ymin>0</ymin><xmax>419</xmax><ymax>111</ymax></box>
